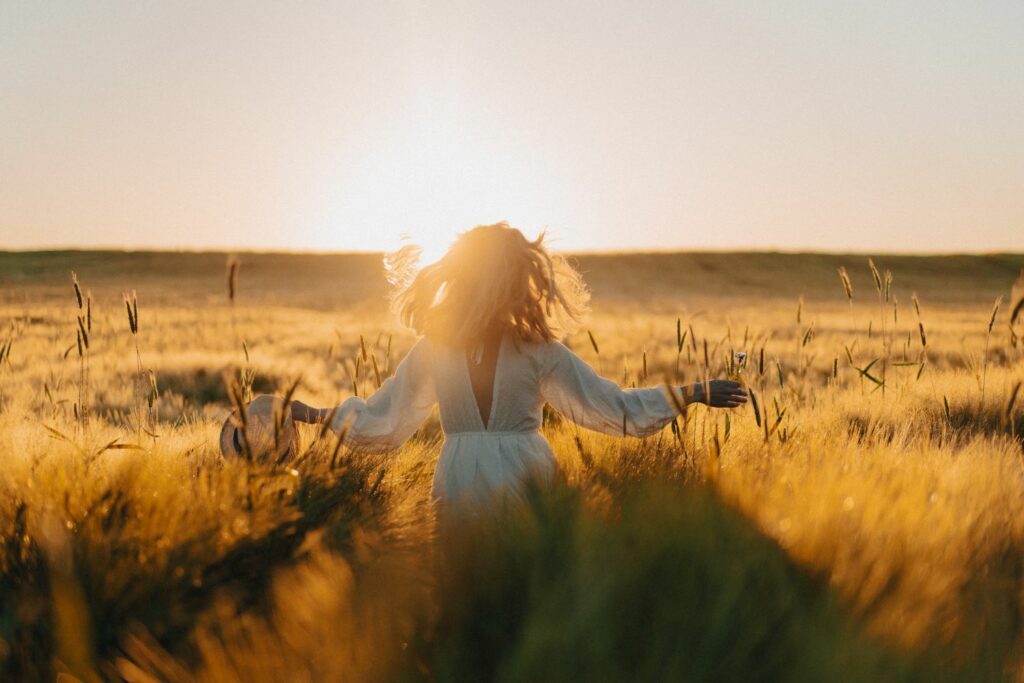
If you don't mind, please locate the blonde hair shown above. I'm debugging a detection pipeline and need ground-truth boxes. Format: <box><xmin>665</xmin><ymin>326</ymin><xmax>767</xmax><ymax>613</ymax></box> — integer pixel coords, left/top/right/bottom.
<box><xmin>387</xmin><ymin>222</ymin><xmax>589</xmax><ymax>348</ymax></box>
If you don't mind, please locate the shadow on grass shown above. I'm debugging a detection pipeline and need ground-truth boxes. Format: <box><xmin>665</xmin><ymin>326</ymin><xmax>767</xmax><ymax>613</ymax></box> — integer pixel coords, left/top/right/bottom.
<box><xmin>423</xmin><ymin>480</ymin><xmax>934</xmax><ymax>683</ymax></box>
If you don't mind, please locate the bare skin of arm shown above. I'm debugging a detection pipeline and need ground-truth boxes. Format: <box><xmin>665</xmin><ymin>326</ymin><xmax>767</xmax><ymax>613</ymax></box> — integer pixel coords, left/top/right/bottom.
<box><xmin>684</xmin><ymin>379</ymin><xmax>747</xmax><ymax>408</ymax></box>
<box><xmin>290</xmin><ymin>402</ymin><xmax>333</xmax><ymax>424</ymax></box>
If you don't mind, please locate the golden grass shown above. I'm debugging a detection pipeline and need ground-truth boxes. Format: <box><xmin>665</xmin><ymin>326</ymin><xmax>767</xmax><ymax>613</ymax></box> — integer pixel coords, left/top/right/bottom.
<box><xmin>0</xmin><ymin>250</ymin><xmax>1022</xmax><ymax>680</ymax></box>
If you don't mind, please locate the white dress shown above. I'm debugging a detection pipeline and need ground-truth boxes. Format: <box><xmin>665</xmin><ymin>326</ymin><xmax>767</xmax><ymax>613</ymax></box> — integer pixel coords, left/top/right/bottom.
<box><xmin>329</xmin><ymin>333</ymin><xmax>679</xmax><ymax>512</ymax></box>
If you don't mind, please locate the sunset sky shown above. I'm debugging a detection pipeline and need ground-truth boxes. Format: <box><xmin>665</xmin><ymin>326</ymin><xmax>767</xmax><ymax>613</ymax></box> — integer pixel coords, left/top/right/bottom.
<box><xmin>2</xmin><ymin>1</ymin><xmax>1022</xmax><ymax>255</ymax></box>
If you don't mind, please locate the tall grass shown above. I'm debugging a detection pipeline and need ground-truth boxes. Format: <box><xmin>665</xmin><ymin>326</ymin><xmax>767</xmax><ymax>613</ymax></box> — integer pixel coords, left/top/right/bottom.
<box><xmin>0</xmin><ymin>251</ymin><xmax>1022</xmax><ymax>681</ymax></box>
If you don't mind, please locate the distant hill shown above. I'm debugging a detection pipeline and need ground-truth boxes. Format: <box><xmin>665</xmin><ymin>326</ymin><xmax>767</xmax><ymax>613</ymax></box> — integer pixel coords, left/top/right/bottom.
<box><xmin>2</xmin><ymin>250</ymin><xmax>1021</xmax><ymax>308</ymax></box>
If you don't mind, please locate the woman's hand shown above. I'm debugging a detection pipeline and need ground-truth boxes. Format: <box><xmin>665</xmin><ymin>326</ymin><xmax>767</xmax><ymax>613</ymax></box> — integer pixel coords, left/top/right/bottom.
<box><xmin>685</xmin><ymin>380</ymin><xmax>748</xmax><ymax>408</ymax></box>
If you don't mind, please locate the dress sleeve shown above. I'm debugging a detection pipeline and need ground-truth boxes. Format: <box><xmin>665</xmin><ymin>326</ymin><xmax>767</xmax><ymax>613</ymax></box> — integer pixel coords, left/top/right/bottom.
<box><xmin>329</xmin><ymin>337</ymin><xmax>437</xmax><ymax>451</ymax></box>
<box><xmin>540</xmin><ymin>341</ymin><xmax>679</xmax><ymax>438</ymax></box>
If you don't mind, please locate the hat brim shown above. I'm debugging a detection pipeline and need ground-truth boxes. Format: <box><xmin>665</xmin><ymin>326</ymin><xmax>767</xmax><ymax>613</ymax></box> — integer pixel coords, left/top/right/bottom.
<box><xmin>219</xmin><ymin>410</ymin><xmax>244</xmax><ymax>458</ymax></box>
<box><xmin>218</xmin><ymin>396</ymin><xmax>298</xmax><ymax>462</ymax></box>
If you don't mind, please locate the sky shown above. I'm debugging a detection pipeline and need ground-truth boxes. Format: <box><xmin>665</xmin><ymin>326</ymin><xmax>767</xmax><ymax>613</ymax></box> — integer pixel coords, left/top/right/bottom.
<box><xmin>1</xmin><ymin>1</ymin><xmax>1022</xmax><ymax>256</ymax></box>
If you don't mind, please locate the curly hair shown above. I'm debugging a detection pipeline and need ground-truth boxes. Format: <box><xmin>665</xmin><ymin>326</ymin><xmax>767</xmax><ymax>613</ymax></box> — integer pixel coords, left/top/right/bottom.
<box><xmin>387</xmin><ymin>222</ymin><xmax>589</xmax><ymax>348</ymax></box>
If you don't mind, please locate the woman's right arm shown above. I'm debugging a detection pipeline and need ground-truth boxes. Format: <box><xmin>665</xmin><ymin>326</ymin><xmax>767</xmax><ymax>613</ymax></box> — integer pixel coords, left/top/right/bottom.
<box><xmin>291</xmin><ymin>337</ymin><xmax>437</xmax><ymax>451</ymax></box>
<box><xmin>540</xmin><ymin>342</ymin><xmax>746</xmax><ymax>437</ymax></box>
<box><xmin>291</xmin><ymin>402</ymin><xmax>334</xmax><ymax>424</ymax></box>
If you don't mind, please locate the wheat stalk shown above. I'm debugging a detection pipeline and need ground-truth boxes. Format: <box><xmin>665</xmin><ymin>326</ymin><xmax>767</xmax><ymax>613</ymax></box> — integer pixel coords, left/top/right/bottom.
<box><xmin>981</xmin><ymin>296</ymin><xmax>1002</xmax><ymax>405</ymax></box>
<box><xmin>123</xmin><ymin>290</ymin><xmax>154</xmax><ymax>437</ymax></box>
<box><xmin>70</xmin><ymin>272</ymin><xmax>90</xmax><ymax>428</ymax></box>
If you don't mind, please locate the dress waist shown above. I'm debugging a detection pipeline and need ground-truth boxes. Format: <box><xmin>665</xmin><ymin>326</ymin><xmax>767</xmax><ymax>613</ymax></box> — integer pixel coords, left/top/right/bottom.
<box><xmin>445</xmin><ymin>429</ymin><xmax>541</xmax><ymax>437</ymax></box>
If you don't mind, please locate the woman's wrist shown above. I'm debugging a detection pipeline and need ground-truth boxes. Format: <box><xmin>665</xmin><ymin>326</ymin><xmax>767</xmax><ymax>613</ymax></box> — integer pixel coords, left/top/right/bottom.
<box><xmin>291</xmin><ymin>401</ymin><xmax>326</xmax><ymax>423</ymax></box>
<box><xmin>681</xmin><ymin>383</ymin><xmax>705</xmax><ymax>406</ymax></box>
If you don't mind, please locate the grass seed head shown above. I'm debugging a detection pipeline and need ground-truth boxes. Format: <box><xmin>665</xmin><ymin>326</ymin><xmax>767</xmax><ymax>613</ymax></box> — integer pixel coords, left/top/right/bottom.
<box><xmin>837</xmin><ymin>266</ymin><xmax>853</xmax><ymax>301</ymax></box>
<box><xmin>71</xmin><ymin>271</ymin><xmax>83</xmax><ymax>309</ymax></box>
<box><xmin>227</xmin><ymin>256</ymin><xmax>240</xmax><ymax>303</ymax></box>
<box><xmin>147</xmin><ymin>370</ymin><xmax>158</xmax><ymax>409</ymax></box>
<box><xmin>124</xmin><ymin>292</ymin><xmax>138</xmax><ymax>334</ymax></box>
<box><xmin>76</xmin><ymin>317</ymin><xmax>89</xmax><ymax>350</ymax></box>
<box><xmin>988</xmin><ymin>296</ymin><xmax>1003</xmax><ymax>334</ymax></box>
<box><xmin>868</xmin><ymin>259</ymin><xmax>882</xmax><ymax>294</ymax></box>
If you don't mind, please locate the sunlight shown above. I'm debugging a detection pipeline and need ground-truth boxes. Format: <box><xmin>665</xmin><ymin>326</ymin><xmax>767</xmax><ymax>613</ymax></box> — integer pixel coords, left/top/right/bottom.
<box><xmin>401</xmin><ymin>227</ymin><xmax>456</xmax><ymax>266</ymax></box>
<box><xmin>319</xmin><ymin>87</ymin><xmax>562</xmax><ymax>257</ymax></box>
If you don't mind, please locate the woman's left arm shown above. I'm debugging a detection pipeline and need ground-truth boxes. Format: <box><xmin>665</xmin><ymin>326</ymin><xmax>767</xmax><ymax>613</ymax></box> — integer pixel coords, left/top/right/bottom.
<box><xmin>541</xmin><ymin>342</ymin><xmax>680</xmax><ymax>437</ymax></box>
<box><xmin>540</xmin><ymin>342</ymin><xmax>746</xmax><ymax>438</ymax></box>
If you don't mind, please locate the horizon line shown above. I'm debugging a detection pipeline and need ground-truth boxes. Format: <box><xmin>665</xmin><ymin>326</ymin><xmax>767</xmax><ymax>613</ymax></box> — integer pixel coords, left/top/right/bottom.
<box><xmin>2</xmin><ymin>246</ymin><xmax>1023</xmax><ymax>259</ymax></box>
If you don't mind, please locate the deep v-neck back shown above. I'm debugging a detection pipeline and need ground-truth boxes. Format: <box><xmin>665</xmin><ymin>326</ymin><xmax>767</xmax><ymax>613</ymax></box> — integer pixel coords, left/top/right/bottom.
<box><xmin>463</xmin><ymin>332</ymin><xmax>505</xmax><ymax>431</ymax></box>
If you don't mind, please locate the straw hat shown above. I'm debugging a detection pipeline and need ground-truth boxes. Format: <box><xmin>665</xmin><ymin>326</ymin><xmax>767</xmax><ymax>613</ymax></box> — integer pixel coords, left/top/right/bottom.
<box><xmin>219</xmin><ymin>394</ymin><xmax>298</xmax><ymax>463</ymax></box>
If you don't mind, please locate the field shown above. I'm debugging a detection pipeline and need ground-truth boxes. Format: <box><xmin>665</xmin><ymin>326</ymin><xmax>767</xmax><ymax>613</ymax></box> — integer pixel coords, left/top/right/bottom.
<box><xmin>1</xmin><ymin>249</ymin><xmax>1023</xmax><ymax>682</ymax></box>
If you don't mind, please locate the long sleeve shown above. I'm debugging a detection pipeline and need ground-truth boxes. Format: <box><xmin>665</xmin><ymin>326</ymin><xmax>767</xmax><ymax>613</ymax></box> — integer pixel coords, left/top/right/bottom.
<box><xmin>540</xmin><ymin>341</ymin><xmax>679</xmax><ymax>437</ymax></box>
<box><xmin>330</xmin><ymin>337</ymin><xmax>436</xmax><ymax>451</ymax></box>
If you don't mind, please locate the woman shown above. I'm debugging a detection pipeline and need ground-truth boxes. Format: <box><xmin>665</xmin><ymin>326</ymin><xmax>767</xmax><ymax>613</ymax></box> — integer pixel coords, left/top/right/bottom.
<box><xmin>290</xmin><ymin>222</ymin><xmax>746</xmax><ymax>517</ymax></box>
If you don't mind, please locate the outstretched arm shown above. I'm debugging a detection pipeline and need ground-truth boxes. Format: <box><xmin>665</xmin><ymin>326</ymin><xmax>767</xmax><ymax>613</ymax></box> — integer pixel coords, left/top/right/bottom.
<box><xmin>291</xmin><ymin>402</ymin><xmax>333</xmax><ymax>424</ymax></box>
<box><xmin>681</xmin><ymin>379</ymin><xmax>748</xmax><ymax>408</ymax></box>
<box><xmin>541</xmin><ymin>342</ymin><xmax>746</xmax><ymax>437</ymax></box>
<box><xmin>292</xmin><ymin>338</ymin><xmax>437</xmax><ymax>451</ymax></box>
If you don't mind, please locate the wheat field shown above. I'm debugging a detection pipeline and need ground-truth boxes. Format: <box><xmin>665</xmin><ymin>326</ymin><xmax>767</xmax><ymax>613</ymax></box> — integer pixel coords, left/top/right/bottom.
<box><xmin>1</xmin><ymin>250</ymin><xmax>1023</xmax><ymax>682</ymax></box>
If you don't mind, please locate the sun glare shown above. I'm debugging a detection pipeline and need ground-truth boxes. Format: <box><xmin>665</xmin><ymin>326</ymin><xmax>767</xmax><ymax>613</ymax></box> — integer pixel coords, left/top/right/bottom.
<box><xmin>321</xmin><ymin>85</ymin><xmax>562</xmax><ymax>258</ymax></box>
<box><xmin>405</xmin><ymin>227</ymin><xmax>456</xmax><ymax>266</ymax></box>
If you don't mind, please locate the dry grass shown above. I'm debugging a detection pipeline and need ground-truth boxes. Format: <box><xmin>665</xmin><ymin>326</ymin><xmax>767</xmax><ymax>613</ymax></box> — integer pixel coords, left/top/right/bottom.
<box><xmin>1</xmin><ymin>249</ymin><xmax>1023</xmax><ymax>681</ymax></box>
